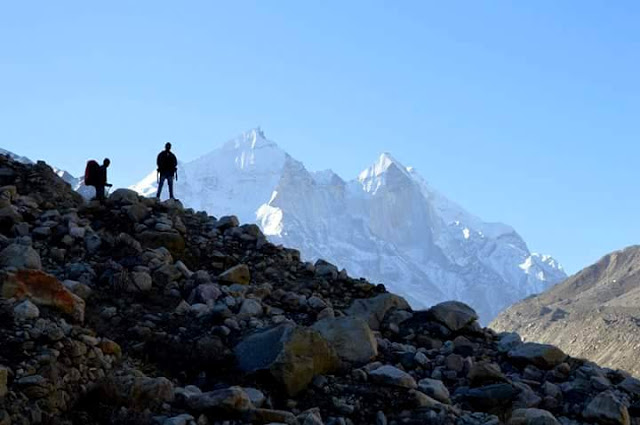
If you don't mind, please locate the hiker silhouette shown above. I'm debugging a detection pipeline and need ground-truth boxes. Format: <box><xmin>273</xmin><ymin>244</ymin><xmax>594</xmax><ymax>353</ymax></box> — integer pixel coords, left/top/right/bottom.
<box><xmin>156</xmin><ymin>142</ymin><xmax>178</xmax><ymax>200</ymax></box>
<box><xmin>84</xmin><ymin>158</ymin><xmax>112</xmax><ymax>201</ymax></box>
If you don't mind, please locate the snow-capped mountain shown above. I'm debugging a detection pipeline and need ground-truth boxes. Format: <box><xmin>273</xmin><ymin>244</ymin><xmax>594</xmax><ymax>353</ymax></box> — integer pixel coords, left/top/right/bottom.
<box><xmin>131</xmin><ymin>129</ymin><xmax>566</xmax><ymax>322</ymax></box>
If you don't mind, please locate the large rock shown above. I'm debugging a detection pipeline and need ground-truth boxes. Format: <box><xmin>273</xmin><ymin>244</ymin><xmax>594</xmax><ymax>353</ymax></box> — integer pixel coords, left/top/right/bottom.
<box><xmin>186</xmin><ymin>386</ymin><xmax>253</xmax><ymax>413</ymax></box>
<box><xmin>312</xmin><ymin>317</ymin><xmax>378</xmax><ymax>365</ymax></box>
<box><xmin>508</xmin><ymin>408</ymin><xmax>559</xmax><ymax>425</ymax></box>
<box><xmin>214</xmin><ymin>215</ymin><xmax>239</xmax><ymax>231</ymax></box>
<box><xmin>468</xmin><ymin>362</ymin><xmax>506</xmax><ymax>387</ymax></box>
<box><xmin>583</xmin><ymin>391</ymin><xmax>630</xmax><ymax>425</ymax></box>
<box><xmin>104</xmin><ymin>375</ymin><xmax>175</xmax><ymax>411</ymax></box>
<box><xmin>219</xmin><ymin>264</ymin><xmax>251</xmax><ymax>285</ymax></box>
<box><xmin>138</xmin><ymin>231</ymin><xmax>185</xmax><ymax>257</ymax></box>
<box><xmin>128</xmin><ymin>271</ymin><xmax>152</xmax><ymax>292</ymax></box>
<box><xmin>428</xmin><ymin>301</ymin><xmax>479</xmax><ymax>332</ymax></box>
<box><xmin>13</xmin><ymin>299</ymin><xmax>40</xmax><ymax>320</ymax></box>
<box><xmin>1</xmin><ymin>270</ymin><xmax>85</xmax><ymax>322</ymax></box>
<box><xmin>188</xmin><ymin>283</ymin><xmax>222</xmax><ymax>304</ymax></box>
<box><xmin>0</xmin><ymin>206</ymin><xmax>22</xmax><ymax>234</ymax></box>
<box><xmin>417</xmin><ymin>378</ymin><xmax>451</xmax><ymax>404</ymax></box>
<box><xmin>369</xmin><ymin>365</ymin><xmax>417</xmax><ymax>389</ymax></box>
<box><xmin>345</xmin><ymin>293</ymin><xmax>411</xmax><ymax>330</ymax></box>
<box><xmin>465</xmin><ymin>383</ymin><xmax>520</xmax><ymax>411</ymax></box>
<box><xmin>0</xmin><ymin>243</ymin><xmax>41</xmax><ymax>270</ymax></box>
<box><xmin>508</xmin><ymin>343</ymin><xmax>567</xmax><ymax>370</ymax></box>
<box><xmin>109</xmin><ymin>188</ymin><xmax>140</xmax><ymax>204</ymax></box>
<box><xmin>234</xmin><ymin>324</ymin><xmax>339</xmax><ymax>396</ymax></box>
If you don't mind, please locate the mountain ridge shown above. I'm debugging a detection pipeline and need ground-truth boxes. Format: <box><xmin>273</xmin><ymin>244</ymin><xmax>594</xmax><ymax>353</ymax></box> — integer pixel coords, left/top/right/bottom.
<box><xmin>491</xmin><ymin>244</ymin><xmax>640</xmax><ymax>377</ymax></box>
<box><xmin>130</xmin><ymin>129</ymin><xmax>566</xmax><ymax>322</ymax></box>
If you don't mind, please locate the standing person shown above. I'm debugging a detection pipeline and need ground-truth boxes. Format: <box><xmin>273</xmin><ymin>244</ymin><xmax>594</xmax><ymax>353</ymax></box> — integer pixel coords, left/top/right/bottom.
<box><xmin>95</xmin><ymin>158</ymin><xmax>112</xmax><ymax>201</ymax></box>
<box><xmin>156</xmin><ymin>142</ymin><xmax>178</xmax><ymax>200</ymax></box>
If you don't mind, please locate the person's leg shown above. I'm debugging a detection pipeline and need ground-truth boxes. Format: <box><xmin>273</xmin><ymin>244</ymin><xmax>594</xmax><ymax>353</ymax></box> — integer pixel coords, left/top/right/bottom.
<box><xmin>167</xmin><ymin>175</ymin><xmax>175</xmax><ymax>199</ymax></box>
<box><xmin>95</xmin><ymin>185</ymin><xmax>105</xmax><ymax>201</ymax></box>
<box><xmin>157</xmin><ymin>175</ymin><xmax>166</xmax><ymax>198</ymax></box>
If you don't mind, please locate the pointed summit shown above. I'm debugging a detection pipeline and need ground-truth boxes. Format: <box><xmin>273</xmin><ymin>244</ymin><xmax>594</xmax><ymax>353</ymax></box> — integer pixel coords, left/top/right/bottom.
<box><xmin>222</xmin><ymin>127</ymin><xmax>278</xmax><ymax>152</ymax></box>
<box><xmin>358</xmin><ymin>152</ymin><xmax>413</xmax><ymax>193</ymax></box>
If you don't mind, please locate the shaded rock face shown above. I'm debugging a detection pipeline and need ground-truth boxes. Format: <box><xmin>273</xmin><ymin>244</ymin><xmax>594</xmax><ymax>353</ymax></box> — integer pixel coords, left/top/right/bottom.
<box><xmin>0</xmin><ymin>154</ymin><xmax>638</xmax><ymax>425</ymax></box>
<box><xmin>345</xmin><ymin>293</ymin><xmax>410</xmax><ymax>330</ymax></box>
<box><xmin>583</xmin><ymin>391</ymin><xmax>630</xmax><ymax>425</ymax></box>
<box><xmin>219</xmin><ymin>263</ymin><xmax>250</xmax><ymax>285</ymax></box>
<box><xmin>507</xmin><ymin>342</ymin><xmax>567</xmax><ymax>370</ymax></box>
<box><xmin>428</xmin><ymin>301</ymin><xmax>479</xmax><ymax>332</ymax></box>
<box><xmin>312</xmin><ymin>317</ymin><xmax>378</xmax><ymax>365</ymax></box>
<box><xmin>234</xmin><ymin>324</ymin><xmax>339</xmax><ymax>396</ymax></box>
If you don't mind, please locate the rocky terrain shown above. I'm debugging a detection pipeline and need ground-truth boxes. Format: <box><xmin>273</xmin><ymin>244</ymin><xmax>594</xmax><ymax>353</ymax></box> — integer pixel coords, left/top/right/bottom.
<box><xmin>0</xmin><ymin>153</ymin><xmax>639</xmax><ymax>425</ymax></box>
<box><xmin>491</xmin><ymin>245</ymin><xmax>640</xmax><ymax>378</ymax></box>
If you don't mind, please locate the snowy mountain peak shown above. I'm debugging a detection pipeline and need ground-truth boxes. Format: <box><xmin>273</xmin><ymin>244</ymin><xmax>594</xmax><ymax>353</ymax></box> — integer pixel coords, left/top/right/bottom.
<box><xmin>129</xmin><ymin>129</ymin><xmax>566</xmax><ymax>322</ymax></box>
<box><xmin>358</xmin><ymin>152</ymin><xmax>414</xmax><ymax>194</ymax></box>
<box><xmin>222</xmin><ymin>127</ymin><xmax>276</xmax><ymax>152</ymax></box>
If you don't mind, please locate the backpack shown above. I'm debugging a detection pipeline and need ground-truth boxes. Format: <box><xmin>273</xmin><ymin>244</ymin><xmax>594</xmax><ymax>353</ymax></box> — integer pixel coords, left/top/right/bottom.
<box><xmin>84</xmin><ymin>160</ymin><xmax>101</xmax><ymax>186</ymax></box>
<box><xmin>157</xmin><ymin>151</ymin><xmax>177</xmax><ymax>173</ymax></box>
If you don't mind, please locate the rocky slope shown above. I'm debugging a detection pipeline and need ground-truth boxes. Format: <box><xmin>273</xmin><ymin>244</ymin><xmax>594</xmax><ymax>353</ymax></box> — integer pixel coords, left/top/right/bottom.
<box><xmin>130</xmin><ymin>129</ymin><xmax>566</xmax><ymax>323</ymax></box>
<box><xmin>0</xmin><ymin>153</ymin><xmax>638</xmax><ymax>425</ymax></box>
<box><xmin>491</xmin><ymin>245</ymin><xmax>640</xmax><ymax>378</ymax></box>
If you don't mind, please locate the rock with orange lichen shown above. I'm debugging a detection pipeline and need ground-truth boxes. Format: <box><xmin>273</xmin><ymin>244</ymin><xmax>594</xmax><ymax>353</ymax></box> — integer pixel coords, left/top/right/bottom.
<box><xmin>1</xmin><ymin>269</ymin><xmax>85</xmax><ymax>322</ymax></box>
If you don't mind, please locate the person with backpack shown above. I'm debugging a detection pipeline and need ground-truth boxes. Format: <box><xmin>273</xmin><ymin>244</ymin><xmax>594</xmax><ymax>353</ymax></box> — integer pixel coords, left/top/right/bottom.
<box><xmin>84</xmin><ymin>158</ymin><xmax>112</xmax><ymax>201</ymax></box>
<box><xmin>156</xmin><ymin>142</ymin><xmax>178</xmax><ymax>200</ymax></box>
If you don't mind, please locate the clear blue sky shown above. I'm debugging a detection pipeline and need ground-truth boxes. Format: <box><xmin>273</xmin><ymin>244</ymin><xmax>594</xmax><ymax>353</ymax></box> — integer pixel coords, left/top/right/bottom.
<box><xmin>1</xmin><ymin>1</ymin><xmax>639</xmax><ymax>274</ymax></box>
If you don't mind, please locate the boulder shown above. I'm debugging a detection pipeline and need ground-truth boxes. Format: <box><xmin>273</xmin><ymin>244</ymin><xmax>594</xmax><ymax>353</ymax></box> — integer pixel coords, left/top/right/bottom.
<box><xmin>315</xmin><ymin>259</ymin><xmax>339</xmax><ymax>280</ymax></box>
<box><xmin>417</xmin><ymin>378</ymin><xmax>451</xmax><ymax>404</ymax></box>
<box><xmin>428</xmin><ymin>301</ymin><xmax>478</xmax><ymax>332</ymax></box>
<box><xmin>0</xmin><ymin>243</ymin><xmax>41</xmax><ymax>270</ymax></box>
<box><xmin>214</xmin><ymin>215</ymin><xmax>240</xmax><ymax>231</ymax></box>
<box><xmin>128</xmin><ymin>271</ymin><xmax>152</xmax><ymax>292</ymax></box>
<box><xmin>2</xmin><ymin>270</ymin><xmax>85</xmax><ymax>322</ymax></box>
<box><xmin>109</xmin><ymin>188</ymin><xmax>140</xmax><ymax>204</ymax></box>
<box><xmin>153</xmin><ymin>264</ymin><xmax>183</xmax><ymax>287</ymax></box>
<box><xmin>13</xmin><ymin>299</ymin><xmax>40</xmax><ymax>320</ymax></box>
<box><xmin>188</xmin><ymin>283</ymin><xmax>222</xmax><ymax>304</ymax></box>
<box><xmin>465</xmin><ymin>383</ymin><xmax>520</xmax><ymax>411</ymax></box>
<box><xmin>346</xmin><ymin>293</ymin><xmax>411</xmax><ymax>330</ymax></box>
<box><xmin>219</xmin><ymin>264</ymin><xmax>251</xmax><ymax>285</ymax></box>
<box><xmin>468</xmin><ymin>362</ymin><xmax>506</xmax><ymax>387</ymax></box>
<box><xmin>312</xmin><ymin>317</ymin><xmax>378</xmax><ymax>365</ymax></box>
<box><xmin>508</xmin><ymin>343</ymin><xmax>567</xmax><ymax>370</ymax></box>
<box><xmin>508</xmin><ymin>408</ymin><xmax>559</xmax><ymax>425</ymax></box>
<box><xmin>234</xmin><ymin>324</ymin><xmax>339</xmax><ymax>396</ymax></box>
<box><xmin>126</xmin><ymin>203</ymin><xmax>149</xmax><ymax>222</ymax></box>
<box><xmin>583</xmin><ymin>391</ymin><xmax>630</xmax><ymax>425</ymax></box>
<box><xmin>0</xmin><ymin>206</ymin><xmax>22</xmax><ymax>233</ymax></box>
<box><xmin>138</xmin><ymin>231</ymin><xmax>186</xmax><ymax>257</ymax></box>
<box><xmin>238</xmin><ymin>298</ymin><xmax>264</xmax><ymax>318</ymax></box>
<box><xmin>186</xmin><ymin>386</ymin><xmax>253</xmax><ymax>413</ymax></box>
<box><xmin>104</xmin><ymin>375</ymin><xmax>175</xmax><ymax>411</ymax></box>
<box><xmin>498</xmin><ymin>332</ymin><xmax>523</xmax><ymax>353</ymax></box>
<box><xmin>369</xmin><ymin>365</ymin><xmax>417</xmax><ymax>389</ymax></box>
